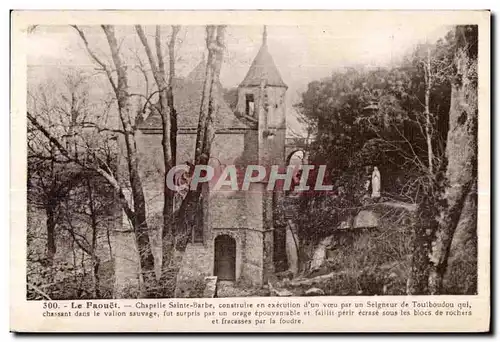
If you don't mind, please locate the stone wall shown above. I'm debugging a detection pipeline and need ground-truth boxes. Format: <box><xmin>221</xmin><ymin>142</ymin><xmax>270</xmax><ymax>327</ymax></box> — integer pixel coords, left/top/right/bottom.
<box><xmin>138</xmin><ymin>130</ymin><xmax>250</xmax><ymax>172</ymax></box>
<box><xmin>115</xmin><ymin>113</ymin><xmax>280</xmax><ymax>292</ymax></box>
<box><xmin>208</xmin><ymin>190</ymin><xmax>263</xmax><ymax>230</ymax></box>
<box><xmin>242</xmin><ymin>229</ymin><xmax>264</xmax><ymax>285</ymax></box>
<box><xmin>112</xmin><ymin>230</ymin><xmax>141</xmax><ymax>298</ymax></box>
<box><xmin>175</xmin><ymin>243</ymin><xmax>212</xmax><ymax>298</ymax></box>
<box><xmin>262</xmin><ymin>229</ymin><xmax>274</xmax><ymax>283</ymax></box>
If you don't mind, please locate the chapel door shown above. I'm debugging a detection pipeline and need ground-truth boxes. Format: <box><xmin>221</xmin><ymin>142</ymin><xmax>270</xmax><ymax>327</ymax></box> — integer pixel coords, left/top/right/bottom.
<box><xmin>214</xmin><ymin>235</ymin><xmax>236</xmax><ymax>281</ymax></box>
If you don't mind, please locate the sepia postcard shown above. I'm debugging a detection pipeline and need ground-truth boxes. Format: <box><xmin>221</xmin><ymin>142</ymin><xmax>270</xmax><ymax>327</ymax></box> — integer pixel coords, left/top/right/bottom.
<box><xmin>10</xmin><ymin>10</ymin><xmax>490</xmax><ymax>332</ymax></box>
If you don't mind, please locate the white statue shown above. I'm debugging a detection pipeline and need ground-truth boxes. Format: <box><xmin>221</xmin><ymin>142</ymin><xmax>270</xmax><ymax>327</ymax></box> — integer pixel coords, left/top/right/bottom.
<box><xmin>371</xmin><ymin>166</ymin><xmax>381</xmax><ymax>198</ymax></box>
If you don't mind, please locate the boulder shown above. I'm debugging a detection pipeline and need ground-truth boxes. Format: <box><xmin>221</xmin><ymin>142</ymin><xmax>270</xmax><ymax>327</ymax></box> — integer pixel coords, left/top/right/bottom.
<box><xmin>273</xmin><ymin>288</ymin><xmax>293</xmax><ymax>297</ymax></box>
<box><xmin>268</xmin><ymin>282</ymin><xmax>293</xmax><ymax>297</ymax></box>
<box><xmin>339</xmin><ymin>220</ymin><xmax>352</xmax><ymax>230</ymax></box>
<box><xmin>203</xmin><ymin>276</ymin><xmax>218</xmax><ymax>298</ymax></box>
<box><xmin>353</xmin><ymin>210</ymin><xmax>379</xmax><ymax>228</ymax></box>
<box><xmin>276</xmin><ymin>270</ymin><xmax>294</xmax><ymax>281</ymax></box>
<box><xmin>304</xmin><ymin>287</ymin><xmax>325</xmax><ymax>296</ymax></box>
<box><xmin>310</xmin><ymin>236</ymin><xmax>334</xmax><ymax>271</ymax></box>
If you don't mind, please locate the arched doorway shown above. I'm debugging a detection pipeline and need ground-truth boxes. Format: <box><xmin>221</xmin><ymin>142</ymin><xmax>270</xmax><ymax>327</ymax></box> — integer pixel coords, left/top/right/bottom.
<box><xmin>214</xmin><ymin>235</ymin><xmax>236</xmax><ymax>281</ymax></box>
<box><xmin>286</xmin><ymin>149</ymin><xmax>305</xmax><ymax>166</ymax></box>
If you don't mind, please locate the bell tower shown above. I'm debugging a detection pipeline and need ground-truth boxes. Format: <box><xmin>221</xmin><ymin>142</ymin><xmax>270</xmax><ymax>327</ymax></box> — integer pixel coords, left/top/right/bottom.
<box><xmin>235</xmin><ymin>26</ymin><xmax>288</xmax><ymax>285</ymax></box>
<box><xmin>236</xmin><ymin>26</ymin><xmax>288</xmax><ymax>167</ymax></box>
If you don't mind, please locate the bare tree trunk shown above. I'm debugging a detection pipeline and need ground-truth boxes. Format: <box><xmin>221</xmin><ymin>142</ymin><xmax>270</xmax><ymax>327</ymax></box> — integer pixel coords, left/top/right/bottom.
<box><xmin>424</xmin><ymin>46</ymin><xmax>434</xmax><ymax>175</ymax></box>
<box><xmin>106</xmin><ymin>223</ymin><xmax>113</xmax><ymax>262</ymax></box>
<box><xmin>87</xmin><ymin>178</ymin><xmax>101</xmax><ymax>298</ymax></box>
<box><xmin>177</xmin><ymin>26</ymin><xmax>226</xmax><ymax>245</ymax></box>
<box><xmin>93</xmin><ymin>258</ymin><xmax>101</xmax><ymax>299</ymax></box>
<box><xmin>154</xmin><ymin>37</ymin><xmax>175</xmax><ymax>280</ymax></box>
<box><xmin>428</xmin><ymin>25</ymin><xmax>478</xmax><ymax>294</ymax></box>
<box><xmin>135</xmin><ymin>25</ymin><xmax>180</xmax><ymax>292</ymax></box>
<box><xmin>71</xmin><ymin>239</ymin><xmax>77</xmax><ymax>281</ymax></box>
<box><xmin>45</xmin><ymin>200</ymin><xmax>57</xmax><ymax>263</ymax></box>
<box><xmin>408</xmin><ymin>49</ymin><xmax>440</xmax><ymax>292</ymax></box>
<box><xmin>102</xmin><ymin>25</ymin><xmax>156</xmax><ymax>296</ymax></box>
<box><xmin>167</xmin><ymin>26</ymin><xmax>180</xmax><ymax>166</ymax></box>
<box><xmin>407</xmin><ymin>196</ymin><xmax>436</xmax><ymax>295</ymax></box>
<box><xmin>161</xmin><ymin>26</ymin><xmax>180</xmax><ymax>286</ymax></box>
<box><xmin>197</xmin><ymin>26</ymin><xmax>225</xmax><ymax>165</ymax></box>
<box><xmin>46</xmin><ymin>143</ymin><xmax>57</xmax><ymax>264</ymax></box>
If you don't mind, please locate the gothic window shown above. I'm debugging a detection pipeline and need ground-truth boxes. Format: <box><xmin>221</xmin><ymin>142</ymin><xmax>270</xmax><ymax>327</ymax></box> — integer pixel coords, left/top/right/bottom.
<box><xmin>246</xmin><ymin>94</ymin><xmax>255</xmax><ymax>117</ymax></box>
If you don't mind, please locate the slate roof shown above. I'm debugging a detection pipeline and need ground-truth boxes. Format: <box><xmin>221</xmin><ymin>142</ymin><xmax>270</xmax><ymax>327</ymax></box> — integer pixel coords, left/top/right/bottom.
<box><xmin>239</xmin><ymin>39</ymin><xmax>287</xmax><ymax>88</ymax></box>
<box><xmin>138</xmin><ymin>59</ymin><xmax>248</xmax><ymax>131</ymax></box>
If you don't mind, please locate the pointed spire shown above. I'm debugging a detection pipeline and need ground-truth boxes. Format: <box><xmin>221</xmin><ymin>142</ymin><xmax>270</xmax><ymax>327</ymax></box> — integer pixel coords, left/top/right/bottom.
<box><xmin>186</xmin><ymin>57</ymin><xmax>207</xmax><ymax>82</ymax></box>
<box><xmin>239</xmin><ymin>25</ymin><xmax>287</xmax><ymax>88</ymax></box>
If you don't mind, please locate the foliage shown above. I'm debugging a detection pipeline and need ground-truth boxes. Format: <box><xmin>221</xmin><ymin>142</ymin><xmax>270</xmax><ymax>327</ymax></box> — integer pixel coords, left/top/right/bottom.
<box><xmin>297</xmin><ymin>30</ymin><xmax>455</xmax><ymax>200</ymax></box>
<box><xmin>27</xmin><ymin>245</ymin><xmax>115</xmax><ymax>300</ymax></box>
<box><xmin>443</xmin><ymin>257</ymin><xmax>477</xmax><ymax>295</ymax></box>
<box><xmin>175</xmin><ymin>276</ymin><xmax>206</xmax><ymax>298</ymax></box>
<box><xmin>292</xmin><ymin>28</ymin><xmax>457</xmax><ymax>241</ymax></box>
<box><xmin>289</xmin><ymin>26</ymin><xmax>477</xmax><ymax>295</ymax></box>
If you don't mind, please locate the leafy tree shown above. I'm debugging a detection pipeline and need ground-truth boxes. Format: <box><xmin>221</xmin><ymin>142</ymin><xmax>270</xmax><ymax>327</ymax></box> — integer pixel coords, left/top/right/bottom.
<box><xmin>296</xmin><ymin>26</ymin><xmax>477</xmax><ymax>295</ymax></box>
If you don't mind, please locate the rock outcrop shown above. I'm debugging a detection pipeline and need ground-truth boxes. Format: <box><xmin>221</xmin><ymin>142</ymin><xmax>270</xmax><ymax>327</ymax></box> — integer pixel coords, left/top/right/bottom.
<box><xmin>304</xmin><ymin>287</ymin><xmax>325</xmax><ymax>296</ymax></box>
<box><xmin>310</xmin><ymin>235</ymin><xmax>334</xmax><ymax>271</ymax></box>
<box><xmin>203</xmin><ymin>276</ymin><xmax>218</xmax><ymax>298</ymax></box>
<box><xmin>353</xmin><ymin>210</ymin><xmax>379</xmax><ymax>228</ymax></box>
<box><xmin>268</xmin><ymin>281</ymin><xmax>293</xmax><ymax>297</ymax></box>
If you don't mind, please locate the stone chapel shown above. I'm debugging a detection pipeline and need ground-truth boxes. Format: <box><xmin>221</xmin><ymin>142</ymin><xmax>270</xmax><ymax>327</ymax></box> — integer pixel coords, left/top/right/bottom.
<box><xmin>114</xmin><ymin>27</ymin><xmax>289</xmax><ymax>292</ymax></box>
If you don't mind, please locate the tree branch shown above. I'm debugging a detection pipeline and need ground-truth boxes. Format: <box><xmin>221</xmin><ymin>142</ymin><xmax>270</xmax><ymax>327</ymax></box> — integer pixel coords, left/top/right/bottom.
<box><xmin>71</xmin><ymin>25</ymin><xmax>118</xmax><ymax>95</ymax></box>
<box><xmin>156</xmin><ymin>26</ymin><xmax>166</xmax><ymax>78</ymax></box>
<box><xmin>135</xmin><ymin>25</ymin><xmax>163</xmax><ymax>86</ymax></box>
<box><xmin>80</xmin><ymin>121</ymin><xmax>125</xmax><ymax>135</ymax></box>
<box><xmin>27</xmin><ymin>111</ymin><xmax>136</xmax><ymax>226</ymax></box>
<box><xmin>27</xmin><ymin>283</ymin><xmax>52</xmax><ymax>300</ymax></box>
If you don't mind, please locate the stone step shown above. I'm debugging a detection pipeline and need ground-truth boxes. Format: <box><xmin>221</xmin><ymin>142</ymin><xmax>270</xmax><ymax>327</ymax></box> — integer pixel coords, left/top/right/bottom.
<box><xmin>203</xmin><ymin>276</ymin><xmax>218</xmax><ymax>298</ymax></box>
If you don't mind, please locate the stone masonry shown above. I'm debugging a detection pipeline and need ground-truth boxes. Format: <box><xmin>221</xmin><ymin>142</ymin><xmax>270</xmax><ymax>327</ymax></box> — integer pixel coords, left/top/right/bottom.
<box><xmin>114</xmin><ymin>27</ymin><xmax>289</xmax><ymax>293</ymax></box>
